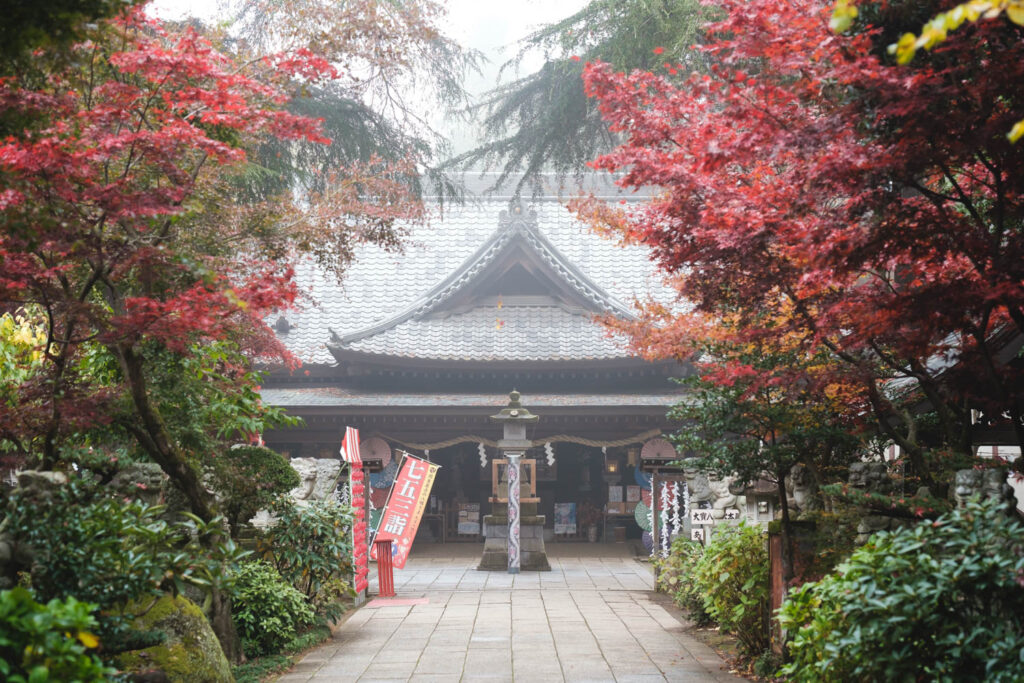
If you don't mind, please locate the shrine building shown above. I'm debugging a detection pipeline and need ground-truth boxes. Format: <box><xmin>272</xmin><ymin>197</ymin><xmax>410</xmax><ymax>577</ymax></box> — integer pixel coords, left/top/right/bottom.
<box><xmin>260</xmin><ymin>175</ymin><xmax>690</xmax><ymax>544</ymax></box>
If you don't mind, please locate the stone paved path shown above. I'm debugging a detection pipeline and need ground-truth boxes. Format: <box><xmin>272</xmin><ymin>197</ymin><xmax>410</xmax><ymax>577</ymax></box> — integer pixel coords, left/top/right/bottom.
<box><xmin>276</xmin><ymin>543</ymin><xmax>743</xmax><ymax>682</ymax></box>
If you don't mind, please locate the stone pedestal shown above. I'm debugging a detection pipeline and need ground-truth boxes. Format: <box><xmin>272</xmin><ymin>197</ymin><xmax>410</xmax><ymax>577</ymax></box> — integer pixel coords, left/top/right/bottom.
<box><xmin>478</xmin><ymin>501</ymin><xmax>551</xmax><ymax>571</ymax></box>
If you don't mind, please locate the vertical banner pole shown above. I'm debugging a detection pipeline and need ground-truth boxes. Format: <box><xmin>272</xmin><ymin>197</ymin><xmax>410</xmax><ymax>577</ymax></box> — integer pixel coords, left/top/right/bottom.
<box><xmin>340</xmin><ymin>427</ymin><xmax>369</xmax><ymax>596</ymax></box>
<box><xmin>507</xmin><ymin>451</ymin><xmax>521</xmax><ymax>574</ymax></box>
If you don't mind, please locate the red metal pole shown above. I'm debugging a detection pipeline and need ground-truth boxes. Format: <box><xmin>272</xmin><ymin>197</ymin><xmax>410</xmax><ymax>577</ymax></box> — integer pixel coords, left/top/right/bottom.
<box><xmin>374</xmin><ymin>539</ymin><xmax>395</xmax><ymax>597</ymax></box>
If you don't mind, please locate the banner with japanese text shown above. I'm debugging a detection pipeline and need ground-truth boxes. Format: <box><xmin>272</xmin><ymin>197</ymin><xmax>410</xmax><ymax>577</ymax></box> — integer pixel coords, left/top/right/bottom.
<box><xmin>369</xmin><ymin>453</ymin><xmax>439</xmax><ymax>569</ymax></box>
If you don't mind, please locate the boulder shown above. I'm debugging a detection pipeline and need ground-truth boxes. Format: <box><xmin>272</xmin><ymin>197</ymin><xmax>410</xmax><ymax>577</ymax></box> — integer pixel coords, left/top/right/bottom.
<box><xmin>116</xmin><ymin>595</ymin><xmax>233</xmax><ymax>683</ymax></box>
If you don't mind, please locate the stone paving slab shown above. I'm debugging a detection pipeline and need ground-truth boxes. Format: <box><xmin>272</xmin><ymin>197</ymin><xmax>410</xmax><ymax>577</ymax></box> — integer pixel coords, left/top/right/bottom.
<box><xmin>278</xmin><ymin>543</ymin><xmax>743</xmax><ymax>683</ymax></box>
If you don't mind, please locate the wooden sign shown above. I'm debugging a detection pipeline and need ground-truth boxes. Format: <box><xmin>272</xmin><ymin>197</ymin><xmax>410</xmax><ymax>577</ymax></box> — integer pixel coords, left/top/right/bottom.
<box><xmin>691</xmin><ymin>509</ymin><xmax>715</xmax><ymax>525</ymax></box>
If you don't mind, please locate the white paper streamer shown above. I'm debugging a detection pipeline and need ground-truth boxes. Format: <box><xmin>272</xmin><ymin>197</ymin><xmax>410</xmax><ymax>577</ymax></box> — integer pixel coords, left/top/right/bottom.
<box><xmin>660</xmin><ymin>482</ymin><xmax>671</xmax><ymax>557</ymax></box>
<box><xmin>671</xmin><ymin>482</ymin><xmax>682</xmax><ymax>538</ymax></box>
<box><xmin>544</xmin><ymin>442</ymin><xmax>555</xmax><ymax>466</ymax></box>
<box><xmin>478</xmin><ymin>442</ymin><xmax>487</xmax><ymax>467</ymax></box>
<box><xmin>682</xmin><ymin>481</ymin><xmax>690</xmax><ymax>522</ymax></box>
<box><xmin>648</xmin><ymin>495</ymin><xmax>656</xmax><ymax>558</ymax></box>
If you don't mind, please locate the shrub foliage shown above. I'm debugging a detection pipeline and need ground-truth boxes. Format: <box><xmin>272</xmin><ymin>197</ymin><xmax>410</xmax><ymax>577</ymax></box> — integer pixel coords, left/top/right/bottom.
<box><xmin>692</xmin><ymin>522</ymin><xmax>769</xmax><ymax>657</ymax></box>
<box><xmin>258</xmin><ymin>498</ymin><xmax>354</xmax><ymax>618</ymax></box>
<box><xmin>779</xmin><ymin>499</ymin><xmax>1024</xmax><ymax>682</ymax></box>
<box><xmin>230</xmin><ymin>561</ymin><xmax>315</xmax><ymax>658</ymax></box>
<box><xmin>0</xmin><ymin>587</ymin><xmax>113</xmax><ymax>682</ymax></box>
<box><xmin>209</xmin><ymin>445</ymin><xmax>300</xmax><ymax>534</ymax></box>
<box><xmin>654</xmin><ymin>536</ymin><xmax>711</xmax><ymax>626</ymax></box>
<box><xmin>4</xmin><ymin>477</ymin><xmax>247</xmax><ymax>654</ymax></box>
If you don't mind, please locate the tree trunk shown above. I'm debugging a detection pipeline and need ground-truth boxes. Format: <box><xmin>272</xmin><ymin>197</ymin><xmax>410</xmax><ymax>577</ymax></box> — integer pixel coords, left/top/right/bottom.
<box><xmin>115</xmin><ymin>344</ymin><xmax>215</xmax><ymax>522</ymax></box>
<box><xmin>776</xmin><ymin>475</ymin><xmax>795</xmax><ymax>588</ymax></box>
<box><xmin>209</xmin><ymin>585</ymin><xmax>243</xmax><ymax>665</ymax></box>
<box><xmin>114</xmin><ymin>343</ymin><xmax>243</xmax><ymax>661</ymax></box>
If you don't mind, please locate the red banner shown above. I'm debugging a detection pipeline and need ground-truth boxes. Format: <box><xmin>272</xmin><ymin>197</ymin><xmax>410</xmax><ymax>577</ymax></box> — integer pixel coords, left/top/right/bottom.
<box><xmin>370</xmin><ymin>454</ymin><xmax>439</xmax><ymax>569</ymax></box>
<box><xmin>341</xmin><ymin>427</ymin><xmax>368</xmax><ymax>593</ymax></box>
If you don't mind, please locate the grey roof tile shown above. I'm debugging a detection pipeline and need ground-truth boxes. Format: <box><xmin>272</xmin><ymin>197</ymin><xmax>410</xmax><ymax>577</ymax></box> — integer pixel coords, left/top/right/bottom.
<box><xmin>276</xmin><ymin>194</ymin><xmax>672</xmax><ymax>365</ymax></box>
<box><xmin>342</xmin><ymin>305</ymin><xmax>628</xmax><ymax>361</ymax></box>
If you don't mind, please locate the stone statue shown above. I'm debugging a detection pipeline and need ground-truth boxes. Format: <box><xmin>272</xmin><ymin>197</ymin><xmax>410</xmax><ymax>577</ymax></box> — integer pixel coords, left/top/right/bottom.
<box><xmin>848</xmin><ymin>461</ymin><xmax>891</xmax><ymax>493</ymax></box>
<box><xmin>953</xmin><ymin>467</ymin><xmax>1017</xmax><ymax>512</ymax></box>
<box><xmin>250</xmin><ymin>457</ymin><xmax>343</xmax><ymax>528</ymax></box>
<box><xmin>286</xmin><ymin>458</ymin><xmax>342</xmax><ymax>506</ymax></box>
<box><xmin>982</xmin><ymin>468</ymin><xmax>1017</xmax><ymax>512</ymax></box>
<box><xmin>110</xmin><ymin>463</ymin><xmax>166</xmax><ymax>507</ymax></box>
<box><xmin>953</xmin><ymin>469</ymin><xmax>983</xmax><ymax>508</ymax></box>
<box><xmin>15</xmin><ymin>470</ymin><xmax>68</xmax><ymax>496</ymax></box>
<box><xmin>849</xmin><ymin>461</ymin><xmax>896</xmax><ymax>543</ymax></box>
<box><xmin>707</xmin><ymin>476</ymin><xmax>738</xmax><ymax>519</ymax></box>
<box><xmin>785</xmin><ymin>464</ymin><xmax>819</xmax><ymax>519</ymax></box>
<box><xmin>682</xmin><ymin>464</ymin><xmax>713</xmax><ymax>504</ymax></box>
<box><xmin>288</xmin><ymin>458</ymin><xmax>319</xmax><ymax>502</ymax></box>
<box><xmin>680</xmin><ymin>463</ymin><xmax>743</xmax><ymax>519</ymax></box>
<box><xmin>864</xmin><ymin>462</ymin><xmax>892</xmax><ymax>494</ymax></box>
<box><xmin>855</xmin><ymin>515</ymin><xmax>896</xmax><ymax>545</ymax></box>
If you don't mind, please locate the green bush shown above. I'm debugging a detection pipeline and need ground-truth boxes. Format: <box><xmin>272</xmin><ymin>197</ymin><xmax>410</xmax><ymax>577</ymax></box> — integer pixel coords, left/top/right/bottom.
<box><xmin>311</xmin><ymin>576</ymin><xmax>356</xmax><ymax>623</ymax></box>
<box><xmin>0</xmin><ymin>587</ymin><xmax>113</xmax><ymax>682</ymax></box>
<box><xmin>4</xmin><ymin>477</ymin><xmax>248</xmax><ymax>654</ymax></box>
<box><xmin>654</xmin><ymin>536</ymin><xmax>711</xmax><ymax>625</ymax></box>
<box><xmin>692</xmin><ymin>521</ymin><xmax>769</xmax><ymax>657</ymax></box>
<box><xmin>209</xmin><ymin>445</ymin><xmax>300</xmax><ymax>534</ymax></box>
<box><xmin>258</xmin><ymin>498</ymin><xmax>354</xmax><ymax>610</ymax></box>
<box><xmin>779</xmin><ymin>499</ymin><xmax>1024</xmax><ymax>682</ymax></box>
<box><xmin>231</xmin><ymin>561</ymin><xmax>314</xmax><ymax>657</ymax></box>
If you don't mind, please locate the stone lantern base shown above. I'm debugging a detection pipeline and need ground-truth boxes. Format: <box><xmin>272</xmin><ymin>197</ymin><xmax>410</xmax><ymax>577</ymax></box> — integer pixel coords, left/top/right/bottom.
<box><xmin>477</xmin><ymin>502</ymin><xmax>551</xmax><ymax>571</ymax></box>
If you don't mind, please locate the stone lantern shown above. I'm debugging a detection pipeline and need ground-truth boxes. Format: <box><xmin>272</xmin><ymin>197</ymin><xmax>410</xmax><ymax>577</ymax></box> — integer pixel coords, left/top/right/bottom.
<box><xmin>478</xmin><ymin>390</ymin><xmax>550</xmax><ymax>572</ymax></box>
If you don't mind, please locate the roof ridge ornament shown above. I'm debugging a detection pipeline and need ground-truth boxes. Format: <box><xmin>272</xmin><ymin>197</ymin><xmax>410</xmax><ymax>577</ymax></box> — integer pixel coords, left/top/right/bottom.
<box><xmin>499</xmin><ymin>198</ymin><xmax>538</xmax><ymax>233</ymax></box>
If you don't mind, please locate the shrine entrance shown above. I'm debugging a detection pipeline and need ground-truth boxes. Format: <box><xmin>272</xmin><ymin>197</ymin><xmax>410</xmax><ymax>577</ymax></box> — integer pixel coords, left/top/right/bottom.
<box><xmin>379</xmin><ymin>440</ymin><xmax>663</xmax><ymax>557</ymax></box>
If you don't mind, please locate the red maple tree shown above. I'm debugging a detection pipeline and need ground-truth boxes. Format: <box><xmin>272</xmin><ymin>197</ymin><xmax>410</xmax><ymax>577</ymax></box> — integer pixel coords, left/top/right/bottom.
<box><xmin>0</xmin><ymin>6</ymin><xmax>429</xmax><ymax>515</ymax></box>
<box><xmin>0</xmin><ymin>4</ymin><xmax>459</xmax><ymax>660</ymax></box>
<box><xmin>581</xmin><ymin>0</ymin><xmax>1024</xmax><ymax>485</ymax></box>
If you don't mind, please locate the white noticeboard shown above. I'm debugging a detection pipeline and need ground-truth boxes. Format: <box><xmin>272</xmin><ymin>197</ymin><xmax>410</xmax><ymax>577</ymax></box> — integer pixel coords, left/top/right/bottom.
<box><xmin>724</xmin><ymin>508</ymin><xmax>740</xmax><ymax>520</ymax></box>
<box><xmin>691</xmin><ymin>528</ymin><xmax>706</xmax><ymax>542</ymax></box>
<box><xmin>690</xmin><ymin>509</ymin><xmax>715</xmax><ymax>525</ymax></box>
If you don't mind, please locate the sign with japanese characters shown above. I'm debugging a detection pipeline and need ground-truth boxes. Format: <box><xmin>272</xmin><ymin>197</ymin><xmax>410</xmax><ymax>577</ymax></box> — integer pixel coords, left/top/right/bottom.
<box><xmin>369</xmin><ymin>453</ymin><xmax>439</xmax><ymax>569</ymax></box>
<box><xmin>690</xmin><ymin>509</ymin><xmax>715</xmax><ymax>525</ymax></box>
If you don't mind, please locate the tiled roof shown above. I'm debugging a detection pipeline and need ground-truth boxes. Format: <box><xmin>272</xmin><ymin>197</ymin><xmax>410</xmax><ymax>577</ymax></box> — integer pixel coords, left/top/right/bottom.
<box><xmin>276</xmin><ymin>183</ymin><xmax>672</xmax><ymax>365</ymax></box>
<box><xmin>260</xmin><ymin>386</ymin><xmax>683</xmax><ymax>408</ymax></box>
<box><xmin>339</xmin><ymin>305</ymin><xmax>628</xmax><ymax>361</ymax></box>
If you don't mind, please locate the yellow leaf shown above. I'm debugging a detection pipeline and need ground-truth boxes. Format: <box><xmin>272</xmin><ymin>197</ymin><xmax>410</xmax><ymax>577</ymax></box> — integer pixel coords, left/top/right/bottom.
<box><xmin>1007</xmin><ymin>2</ymin><xmax>1024</xmax><ymax>24</ymax></box>
<box><xmin>893</xmin><ymin>33</ymin><xmax>918</xmax><ymax>64</ymax></box>
<box><xmin>1008</xmin><ymin>118</ymin><xmax>1024</xmax><ymax>143</ymax></box>
<box><xmin>829</xmin><ymin>1</ymin><xmax>858</xmax><ymax>33</ymax></box>
<box><xmin>78</xmin><ymin>631</ymin><xmax>100</xmax><ymax>649</ymax></box>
